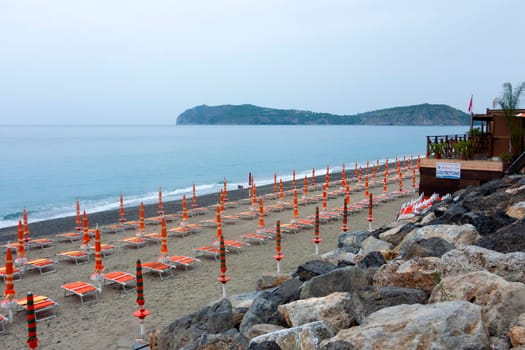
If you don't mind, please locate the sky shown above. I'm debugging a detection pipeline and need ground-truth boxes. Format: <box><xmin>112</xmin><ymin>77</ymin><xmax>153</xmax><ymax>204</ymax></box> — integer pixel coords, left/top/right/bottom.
<box><xmin>1</xmin><ymin>0</ymin><xmax>524</xmax><ymax>125</ymax></box>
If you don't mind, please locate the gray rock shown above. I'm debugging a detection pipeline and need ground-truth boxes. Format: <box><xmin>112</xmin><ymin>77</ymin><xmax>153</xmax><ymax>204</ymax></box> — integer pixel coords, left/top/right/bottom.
<box><xmin>244</xmin><ymin>324</ymin><xmax>287</xmax><ymax>340</ymax></box>
<box><xmin>402</xmin><ymin>236</ymin><xmax>455</xmax><ymax>260</ymax></box>
<box><xmin>249</xmin><ymin>321</ymin><xmax>334</xmax><ymax>350</ymax></box>
<box><xmin>300</xmin><ymin>266</ymin><xmax>368</xmax><ymax>299</ymax></box>
<box><xmin>247</xmin><ymin>340</ymin><xmax>282</xmax><ymax>350</ymax></box>
<box><xmin>356</xmin><ymin>251</ymin><xmax>386</xmax><ymax>269</ymax></box>
<box><xmin>321</xmin><ymin>301</ymin><xmax>489</xmax><ymax>350</ymax></box>
<box><xmin>349</xmin><ymin>286</ymin><xmax>428</xmax><ymax>325</ymax></box>
<box><xmin>337</xmin><ymin>230</ymin><xmax>373</xmax><ymax>253</ymax></box>
<box><xmin>476</xmin><ymin>218</ymin><xmax>525</xmax><ymax>253</ymax></box>
<box><xmin>319</xmin><ymin>248</ymin><xmax>356</xmax><ymax>266</ymax></box>
<box><xmin>296</xmin><ymin>260</ymin><xmax>337</xmax><ymax>282</ymax></box>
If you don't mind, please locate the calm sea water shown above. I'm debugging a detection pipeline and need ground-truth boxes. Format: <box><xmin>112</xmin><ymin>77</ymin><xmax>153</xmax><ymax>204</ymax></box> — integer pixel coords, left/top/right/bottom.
<box><xmin>0</xmin><ymin>125</ymin><xmax>467</xmax><ymax>228</ymax></box>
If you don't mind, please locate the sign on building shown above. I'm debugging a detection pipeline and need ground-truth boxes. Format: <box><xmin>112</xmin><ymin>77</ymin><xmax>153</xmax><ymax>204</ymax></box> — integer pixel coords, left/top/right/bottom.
<box><xmin>436</xmin><ymin>162</ymin><xmax>461</xmax><ymax>179</ymax></box>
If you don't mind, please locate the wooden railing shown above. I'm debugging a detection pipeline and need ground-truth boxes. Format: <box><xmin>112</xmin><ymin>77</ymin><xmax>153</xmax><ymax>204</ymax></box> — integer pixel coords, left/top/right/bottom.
<box><xmin>426</xmin><ymin>134</ymin><xmax>492</xmax><ymax>159</ymax></box>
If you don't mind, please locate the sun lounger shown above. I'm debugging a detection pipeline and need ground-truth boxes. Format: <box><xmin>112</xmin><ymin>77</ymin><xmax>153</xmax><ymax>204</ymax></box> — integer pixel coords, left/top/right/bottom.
<box><xmin>24</xmin><ymin>258</ymin><xmax>57</xmax><ymax>275</ymax></box>
<box><xmin>186</xmin><ymin>223</ymin><xmax>202</xmax><ymax>233</ymax></box>
<box><xmin>143</xmin><ymin>232</ymin><xmax>162</xmax><ymax>244</ymax></box>
<box><xmin>119</xmin><ymin>236</ymin><xmax>148</xmax><ymax>249</ymax></box>
<box><xmin>0</xmin><ymin>266</ymin><xmax>22</xmax><ymax>280</ymax></box>
<box><xmin>145</xmin><ymin>216</ymin><xmax>163</xmax><ymax>225</ymax></box>
<box><xmin>239</xmin><ymin>211</ymin><xmax>257</xmax><ymax>219</ymax></box>
<box><xmin>240</xmin><ymin>233</ymin><xmax>271</xmax><ymax>245</ymax></box>
<box><xmin>89</xmin><ymin>243</ymin><xmax>116</xmax><ymax>257</ymax></box>
<box><xmin>189</xmin><ymin>207</ymin><xmax>210</xmax><ymax>216</ymax></box>
<box><xmin>280</xmin><ymin>223</ymin><xmax>301</xmax><ymax>233</ymax></box>
<box><xmin>168</xmin><ymin>226</ymin><xmax>193</xmax><ymax>237</ymax></box>
<box><xmin>100</xmin><ymin>224</ymin><xmax>125</xmax><ymax>234</ymax></box>
<box><xmin>222</xmin><ymin>215</ymin><xmax>240</xmax><ymax>224</ymax></box>
<box><xmin>61</xmin><ymin>281</ymin><xmax>99</xmax><ymax>305</ymax></box>
<box><xmin>16</xmin><ymin>295</ymin><xmax>58</xmax><ymax>321</ymax></box>
<box><xmin>27</xmin><ymin>238</ymin><xmax>55</xmax><ymax>250</ymax></box>
<box><xmin>166</xmin><ymin>255</ymin><xmax>200</xmax><ymax>271</ymax></box>
<box><xmin>0</xmin><ymin>313</ymin><xmax>5</xmax><ymax>334</ymax></box>
<box><xmin>296</xmin><ymin>219</ymin><xmax>314</xmax><ymax>229</ymax></box>
<box><xmin>224</xmin><ymin>240</ymin><xmax>249</xmax><ymax>253</ymax></box>
<box><xmin>1</xmin><ymin>242</ymin><xmax>18</xmax><ymax>252</ymax></box>
<box><xmin>199</xmin><ymin>219</ymin><xmax>217</xmax><ymax>228</ymax></box>
<box><xmin>193</xmin><ymin>246</ymin><xmax>227</xmax><ymax>260</ymax></box>
<box><xmin>56</xmin><ymin>250</ymin><xmax>89</xmax><ymax>265</ymax></box>
<box><xmin>56</xmin><ymin>232</ymin><xmax>82</xmax><ymax>243</ymax></box>
<box><xmin>141</xmin><ymin>261</ymin><xmax>173</xmax><ymax>280</ymax></box>
<box><xmin>103</xmin><ymin>271</ymin><xmax>136</xmax><ymax>291</ymax></box>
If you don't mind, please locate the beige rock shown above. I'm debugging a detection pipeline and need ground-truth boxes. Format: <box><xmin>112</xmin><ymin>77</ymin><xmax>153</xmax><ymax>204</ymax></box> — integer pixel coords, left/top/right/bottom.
<box><xmin>506</xmin><ymin>201</ymin><xmax>525</xmax><ymax>220</ymax></box>
<box><xmin>360</xmin><ymin>236</ymin><xmax>392</xmax><ymax>254</ymax></box>
<box><xmin>510</xmin><ymin>326</ymin><xmax>525</xmax><ymax>347</ymax></box>
<box><xmin>256</xmin><ymin>272</ymin><xmax>293</xmax><ymax>291</ymax></box>
<box><xmin>244</xmin><ymin>323</ymin><xmax>287</xmax><ymax>339</ymax></box>
<box><xmin>429</xmin><ymin>271</ymin><xmax>525</xmax><ymax>336</ymax></box>
<box><xmin>278</xmin><ymin>292</ymin><xmax>354</xmax><ymax>332</ymax></box>
<box><xmin>373</xmin><ymin>257</ymin><xmax>441</xmax><ymax>294</ymax></box>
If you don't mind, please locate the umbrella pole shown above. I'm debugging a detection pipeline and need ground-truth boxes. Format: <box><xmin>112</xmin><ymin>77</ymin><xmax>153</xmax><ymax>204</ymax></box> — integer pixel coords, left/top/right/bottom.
<box><xmin>276</xmin><ymin>261</ymin><xmax>280</xmax><ymax>273</ymax></box>
<box><xmin>222</xmin><ymin>284</ymin><xmax>227</xmax><ymax>299</ymax></box>
<box><xmin>315</xmin><ymin>244</ymin><xmax>319</xmax><ymax>255</ymax></box>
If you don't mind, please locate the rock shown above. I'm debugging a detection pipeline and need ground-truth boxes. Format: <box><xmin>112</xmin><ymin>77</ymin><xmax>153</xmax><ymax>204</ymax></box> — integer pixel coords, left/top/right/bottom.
<box><xmin>249</xmin><ymin>321</ymin><xmax>334</xmax><ymax>350</ymax></box>
<box><xmin>278</xmin><ymin>292</ymin><xmax>354</xmax><ymax>332</ymax></box>
<box><xmin>429</xmin><ymin>271</ymin><xmax>525</xmax><ymax>336</ymax></box>
<box><xmin>420</xmin><ymin>211</ymin><xmax>436</xmax><ymax>225</ymax></box>
<box><xmin>510</xmin><ymin>326</ymin><xmax>525</xmax><ymax>347</ymax></box>
<box><xmin>458</xmin><ymin>211</ymin><xmax>515</xmax><ymax>236</ymax></box>
<box><xmin>244</xmin><ymin>324</ymin><xmax>287</xmax><ymax>340</ymax></box>
<box><xmin>183</xmin><ymin>328</ymin><xmax>249</xmax><ymax>350</ymax></box>
<box><xmin>402</xmin><ymin>236</ymin><xmax>455</xmax><ymax>260</ymax></box>
<box><xmin>247</xmin><ymin>340</ymin><xmax>282</xmax><ymax>350</ymax></box>
<box><xmin>240</xmin><ymin>278</ymin><xmax>303</xmax><ymax>333</ymax></box>
<box><xmin>360</xmin><ymin>236</ymin><xmax>392</xmax><ymax>254</ymax></box>
<box><xmin>337</xmin><ymin>230</ymin><xmax>374</xmax><ymax>253</ymax></box>
<box><xmin>300</xmin><ymin>266</ymin><xmax>368</xmax><ymax>299</ymax></box>
<box><xmin>440</xmin><ymin>245</ymin><xmax>525</xmax><ymax>283</ymax></box>
<box><xmin>476</xmin><ymin>219</ymin><xmax>525</xmax><ymax>253</ymax></box>
<box><xmin>150</xmin><ymin>298</ymin><xmax>234</xmax><ymax>350</ymax></box>
<box><xmin>373</xmin><ymin>257</ymin><xmax>441</xmax><ymax>295</ymax></box>
<box><xmin>378</xmin><ymin>223</ymin><xmax>417</xmax><ymax>246</ymax></box>
<box><xmin>396</xmin><ymin>224</ymin><xmax>480</xmax><ymax>257</ymax></box>
<box><xmin>348</xmin><ymin>286</ymin><xmax>428</xmax><ymax>325</ymax></box>
<box><xmin>256</xmin><ymin>273</ymin><xmax>293</xmax><ymax>290</ymax></box>
<box><xmin>320</xmin><ymin>301</ymin><xmax>489</xmax><ymax>350</ymax></box>
<box><xmin>356</xmin><ymin>251</ymin><xmax>386</xmax><ymax>269</ymax></box>
<box><xmin>295</xmin><ymin>260</ymin><xmax>337</xmax><ymax>282</ymax></box>
<box><xmin>319</xmin><ymin>248</ymin><xmax>356</xmax><ymax>266</ymax></box>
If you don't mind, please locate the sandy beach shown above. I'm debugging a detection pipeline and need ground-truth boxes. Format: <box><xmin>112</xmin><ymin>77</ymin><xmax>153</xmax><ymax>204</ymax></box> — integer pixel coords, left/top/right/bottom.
<box><xmin>1</xmin><ymin>176</ymin><xmax>417</xmax><ymax>350</ymax></box>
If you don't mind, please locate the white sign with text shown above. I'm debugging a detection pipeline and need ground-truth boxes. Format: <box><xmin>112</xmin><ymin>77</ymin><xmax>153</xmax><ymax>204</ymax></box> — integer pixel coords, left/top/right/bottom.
<box><xmin>436</xmin><ymin>162</ymin><xmax>461</xmax><ymax>179</ymax></box>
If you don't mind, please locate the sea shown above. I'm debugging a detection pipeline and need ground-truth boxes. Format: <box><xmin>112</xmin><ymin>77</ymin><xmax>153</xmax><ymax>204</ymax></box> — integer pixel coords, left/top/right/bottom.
<box><xmin>0</xmin><ymin>124</ymin><xmax>467</xmax><ymax>228</ymax></box>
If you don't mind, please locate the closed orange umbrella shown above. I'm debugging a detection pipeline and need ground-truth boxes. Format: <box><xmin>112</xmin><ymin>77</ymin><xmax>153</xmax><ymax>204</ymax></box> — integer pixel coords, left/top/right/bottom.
<box><xmin>23</xmin><ymin>208</ymin><xmax>30</xmax><ymax>244</ymax></box>
<box><xmin>75</xmin><ymin>200</ymin><xmax>82</xmax><ymax>231</ymax></box>
<box><xmin>15</xmin><ymin>220</ymin><xmax>26</xmax><ymax>266</ymax></box>
<box><xmin>119</xmin><ymin>193</ymin><xmax>125</xmax><ymax>224</ymax></box>
<box><xmin>219</xmin><ymin>190</ymin><xmax>225</xmax><ymax>213</ymax></box>
<box><xmin>368</xmin><ymin>193</ymin><xmax>374</xmax><ymax>231</ymax></box>
<box><xmin>81</xmin><ymin>210</ymin><xmax>90</xmax><ymax>250</ymax></box>
<box><xmin>345</xmin><ymin>184</ymin><xmax>351</xmax><ymax>205</ymax></box>
<box><xmin>91</xmin><ymin>227</ymin><xmax>104</xmax><ymax>290</ymax></box>
<box><xmin>412</xmin><ymin>168</ymin><xmax>417</xmax><ymax>192</ymax></box>
<box><xmin>133</xmin><ymin>259</ymin><xmax>150</xmax><ymax>340</ymax></box>
<box><xmin>383</xmin><ymin>172</ymin><xmax>388</xmax><ymax>193</ymax></box>
<box><xmin>273</xmin><ymin>220</ymin><xmax>284</xmax><ymax>273</ymax></box>
<box><xmin>303</xmin><ymin>175</ymin><xmax>308</xmax><ymax>197</ymax></box>
<box><xmin>292</xmin><ymin>169</ymin><xmax>296</xmax><ymax>189</ymax></box>
<box><xmin>3</xmin><ymin>248</ymin><xmax>16</xmax><ymax>323</ymax></box>
<box><xmin>138</xmin><ymin>202</ymin><xmax>145</xmax><ymax>237</ymax></box>
<box><xmin>325</xmin><ymin>165</ymin><xmax>330</xmax><ymax>185</ymax></box>
<box><xmin>215</xmin><ymin>206</ymin><xmax>222</xmax><ymax>243</ymax></box>
<box><xmin>292</xmin><ymin>190</ymin><xmax>298</xmax><ymax>223</ymax></box>
<box><xmin>158</xmin><ymin>187</ymin><xmax>164</xmax><ymax>216</ymax></box>
<box><xmin>273</xmin><ymin>172</ymin><xmax>277</xmax><ymax>193</ymax></box>
<box><xmin>365</xmin><ymin>175</ymin><xmax>369</xmax><ymax>198</ymax></box>
<box><xmin>341</xmin><ymin>200</ymin><xmax>348</xmax><ymax>232</ymax></box>
<box><xmin>322</xmin><ymin>189</ymin><xmax>327</xmax><ymax>213</ymax></box>
<box><xmin>217</xmin><ymin>232</ymin><xmax>230</xmax><ymax>298</ymax></box>
<box><xmin>313</xmin><ymin>207</ymin><xmax>321</xmax><ymax>254</ymax></box>
<box><xmin>311</xmin><ymin>168</ymin><xmax>315</xmax><ymax>189</ymax></box>
<box><xmin>341</xmin><ymin>164</ymin><xmax>346</xmax><ymax>188</ymax></box>
<box><xmin>223</xmin><ymin>178</ymin><xmax>228</xmax><ymax>203</ymax></box>
<box><xmin>192</xmin><ymin>184</ymin><xmax>198</xmax><ymax>208</ymax></box>
<box><xmin>250</xmin><ymin>182</ymin><xmax>257</xmax><ymax>210</ymax></box>
<box><xmin>159</xmin><ymin>217</ymin><xmax>168</xmax><ymax>262</ymax></box>
<box><xmin>182</xmin><ymin>194</ymin><xmax>188</xmax><ymax>225</ymax></box>
<box><xmin>385</xmin><ymin>157</ymin><xmax>389</xmax><ymax>176</ymax></box>
<box><xmin>279</xmin><ymin>178</ymin><xmax>284</xmax><ymax>202</ymax></box>
<box><xmin>258</xmin><ymin>198</ymin><xmax>265</xmax><ymax>230</ymax></box>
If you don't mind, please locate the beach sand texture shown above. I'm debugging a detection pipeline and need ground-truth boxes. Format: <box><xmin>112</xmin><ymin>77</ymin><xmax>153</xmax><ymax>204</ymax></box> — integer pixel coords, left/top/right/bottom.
<box><xmin>1</xmin><ymin>176</ymin><xmax>417</xmax><ymax>350</ymax></box>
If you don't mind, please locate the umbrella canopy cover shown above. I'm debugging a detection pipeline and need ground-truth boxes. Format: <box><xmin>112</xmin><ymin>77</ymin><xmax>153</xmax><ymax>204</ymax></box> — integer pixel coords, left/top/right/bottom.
<box><xmin>4</xmin><ymin>248</ymin><xmax>16</xmax><ymax>300</ymax></box>
<box><xmin>26</xmin><ymin>292</ymin><xmax>38</xmax><ymax>349</ymax></box>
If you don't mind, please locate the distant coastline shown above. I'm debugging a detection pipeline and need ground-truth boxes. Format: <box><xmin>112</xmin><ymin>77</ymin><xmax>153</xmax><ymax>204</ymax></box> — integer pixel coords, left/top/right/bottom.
<box><xmin>177</xmin><ymin>103</ymin><xmax>470</xmax><ymax>125</ymax></box>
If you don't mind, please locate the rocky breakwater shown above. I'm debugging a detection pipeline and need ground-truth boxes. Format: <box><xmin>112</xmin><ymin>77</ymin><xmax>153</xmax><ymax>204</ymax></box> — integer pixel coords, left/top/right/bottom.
<box><xmin>148</xmin><ymin>175</ymin><xmax>525</xmax><ymax>350</ymax></box>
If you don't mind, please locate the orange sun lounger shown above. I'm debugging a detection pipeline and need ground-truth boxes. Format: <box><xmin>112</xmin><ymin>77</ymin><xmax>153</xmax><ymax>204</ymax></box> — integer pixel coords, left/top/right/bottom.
<box><xmin>61</xmin><ymin>281</ymin><xmax>99</xmax><ymax>305</ymax></box>
<box><xmin>193</xmin><ymin>246</ymin><xmax>229</xmax><ymax>261</ymax></box>
<box><xmin>89</xmin><ymin>243</ymin><xmax>116</xmax><ymax>257</ymax></box>
<box><xmin>27</xmin><ymin>238</ymin><xmax>55</xmax><ymax>250</ymax></box>
<box><xmin>239</xmin><ymin>233</ymin><xmax>270</xmax><ymax>245</ymax></box>
<box><xmin>168</xmin><ymin>226</ymin><xmax>193</xmax><ymax>237</ymax></box>
<box><xmin>24</xmin><ymin>258</ymin><xmax>57</xmax><ymax>275</ymax></box>
<box><xmin>143</xmin><ymin>232</ymin><xmax>162</xmax><ymax>243</ymax></box>
<box><xmin>103</xmin><ymin>271</ymin><xmax>136</xmax><ymax>291</ymax></box>
<box><xmin>56</xmin><ymin>250</ymin><xmax>89</xmax><ymax>265</ymax></box>
<box><xmin>56</xmin><ymin>232</ymin><xmax>82</xmax><ymax>243</ymax></box>
<box><xmin>0</xmin><ymin>266</ymin><xmax>22</xmax><ymax>280</ymax></box>
<box><xmin>166</xmin><ymin>255</ymin><xmax>200</xmax><ymax>271</ymax></box>
<box><xmin>141</xmin><ymin>261</ymin><xmax>174</xmax><ymax>280</ymax></box>
<box><xmin>119</xmin><ymin>236</ymin><xmax>148</xmax><ymax>249</ymax></box>
<box><xmin>16</xmin><ymin>295</ymin><xmax>58</xmax><ymax>321</ymax></box>
<box><xmin>224</xmin><ymin>240</ymin><xmax>249</xmax><ymax>253</ymax></box>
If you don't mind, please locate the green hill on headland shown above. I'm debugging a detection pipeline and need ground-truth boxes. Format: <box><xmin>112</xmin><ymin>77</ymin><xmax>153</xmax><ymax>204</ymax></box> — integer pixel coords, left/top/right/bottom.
<box><xmin>176</xmin><ymin>103</ymin><xmax>470</xmax><ymax>125</ymax></box>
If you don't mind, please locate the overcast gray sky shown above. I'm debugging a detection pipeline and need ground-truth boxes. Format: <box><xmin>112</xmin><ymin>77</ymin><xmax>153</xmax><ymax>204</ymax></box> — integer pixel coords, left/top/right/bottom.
<box><xmin>1</xmin><ymin>1</ymin><xmax>523</xmax><ymax>125</ymax></box>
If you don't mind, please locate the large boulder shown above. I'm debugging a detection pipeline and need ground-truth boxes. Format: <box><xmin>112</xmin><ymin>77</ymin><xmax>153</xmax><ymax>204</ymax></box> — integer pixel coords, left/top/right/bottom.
<box><xmin>296</xmin><ymin>260</ymin><xmax>337</xmax><ymax>282</ymax></box>
<box><xmin>319</xmin><ymin>248</ymin><xmax>356</xmax><ymax>266</ymax></box>
<box><xmin>402</xmin><ymin>236</ymin><xmax>455</xmax><ymax>260</ymax></box>
<box><xmin>396</xmin><ymin>224</ymin><xmax>480</xmax><ymax>257</ymax></box>
<box><xmin>507</xmin><ymin>201</ymin><xmax>525</xmax><ymax>219</ymax></box>
<box><xmin>378</xmin><ymin>223</ymin><xmax>417</xmax><ymax>246</ymax></box>
<box><xmin>278</xmin><ymin>292</ymin><xmax>354</xmax><ymax>332</ymax></box>
<box><xmin>348</xmin><ymin>286</ymin><xmax>428</xmax><ymax>325</ymax></box>
<box><xmin>476</xmin><ymin>219</ymin><xmax>525</xmax><ymax>253</ymax></box>
<box><xmin>356</xmin><ymin>251</ymin><xmax>386</xmax><ymax>269</ymax></box>
<box><xmin>179</xmin><ymin>329</ymin><xmax>249</xmax><ymax>350</ymax></box>
<box><xmin>440</xmin><ymin>245</ymin><xmax>525</xmax><ymax>283</ymax></box>
<box><xmin>337</xmin><ymin>230</ymin><xmax>374</xmax><ymax>253</ymax></box>
<box><xmin>249</xmin><ymin>321</ymin><xmax>334</xmax><ymax>350</ymax></box>
<box><xmin>244</xmin><ymin>324</ymin><xmax>287</xmax><ymax>340</ymax></box>
<box><xmin>239</xmin><ymin>278</ymin><xmax>302</xmax><ymax>333</ymax></box>
<box><xmin>429</xmin><ymin>271</ymin><xmax>525</xmax><ymax>337</ymax></box>
<box><xmin>373</xmin><ymin>257</ymin><xmax>441</xmax><ymax>295</ymax></box>
<box><xmin>320</xmin><ymin>301</ymin><xmax>489</xmax><ymax>350</ymax></box>
<box><xmin>256</xmin><ymin>273</ymin><xmax>293</xmax><ymax>291</ymax></box>
<box><xmin>360</xmin><ymin>236</ymin><xmax>392</xmax><ymax>254</ymax></box>
<box><xmin>300</xmin><ymin>266</ymin><xmax>368</xmax><ymax>299</ymax></box>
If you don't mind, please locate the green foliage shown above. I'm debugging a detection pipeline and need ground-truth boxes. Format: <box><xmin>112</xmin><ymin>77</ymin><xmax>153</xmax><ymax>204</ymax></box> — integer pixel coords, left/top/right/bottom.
<box><xmin>454</xmin><ymin>140</ymin><xmax>475</xmax><ymax>159</ymax></box>
<box><xmin>177</xmin><ymin>103</ymin><xmax>471</xmax><ymax>125</ymax></box>
<box><xmin>468</xmin><ymin>127</ymin><xmax>481</xmax><ymax>136</ymax></box>
<box><xmin>500</xmin><ymin>151</ymin><xmax>514</xmax><ymax>162</ymax></box>
<box><xmin>494</xmin><ymin>81</ymin><xmax>525</xmax><ymax>156</ymax></box>
<box><xmin>429</xmin><ymin>142</ymin><xmax>445</xmax><ymax>156</ymax></box>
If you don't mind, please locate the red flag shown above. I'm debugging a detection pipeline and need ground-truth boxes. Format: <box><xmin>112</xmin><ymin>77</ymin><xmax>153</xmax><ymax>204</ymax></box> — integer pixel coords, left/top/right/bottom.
<box><xmin>468</xmin><ymin>95</ymin><xmax>473</xmax><ymax>113</ymax></box>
